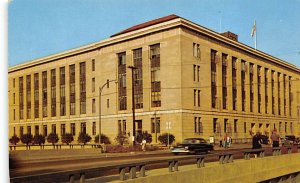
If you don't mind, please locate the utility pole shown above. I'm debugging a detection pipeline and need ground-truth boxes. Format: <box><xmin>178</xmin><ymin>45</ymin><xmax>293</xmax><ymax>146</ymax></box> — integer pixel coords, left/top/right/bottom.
<box><xmin>128</xmin><ymin>66</ymin><xmax>137</xmax><ymax>145</ymax></box>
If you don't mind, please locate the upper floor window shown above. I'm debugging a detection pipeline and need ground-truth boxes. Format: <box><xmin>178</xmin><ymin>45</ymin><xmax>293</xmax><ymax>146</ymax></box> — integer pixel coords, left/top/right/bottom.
<box><xmin>193</xmin><ymin>43</ymin><xmax>200</xmax><ymax>58</ymax></box>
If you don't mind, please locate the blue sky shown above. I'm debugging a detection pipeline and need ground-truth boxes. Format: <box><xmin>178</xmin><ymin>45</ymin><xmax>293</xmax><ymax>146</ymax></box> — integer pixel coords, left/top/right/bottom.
<box><xmin>8</xmin><ymin>0</ymin><xmax>300</xmax><ymax>67</ymax></box>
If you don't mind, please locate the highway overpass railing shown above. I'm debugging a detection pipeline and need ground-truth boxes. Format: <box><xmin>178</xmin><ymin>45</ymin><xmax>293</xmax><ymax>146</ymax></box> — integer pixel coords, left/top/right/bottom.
<box><xmin>10</xmin><ymin>145</ymin><xmax>300</xmax><ymax>183</ymax></box>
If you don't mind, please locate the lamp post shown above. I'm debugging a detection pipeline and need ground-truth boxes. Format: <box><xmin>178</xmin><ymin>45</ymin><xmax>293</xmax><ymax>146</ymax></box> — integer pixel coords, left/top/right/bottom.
<box><xmin>99</xmin><ymin>79</ymin><xmax>117</xmax><ymax>147</ymax></box>
<box><xmin>128</xmin><ymin>66</ymin><xmax>137</xmax><ymax>145</ymax></box>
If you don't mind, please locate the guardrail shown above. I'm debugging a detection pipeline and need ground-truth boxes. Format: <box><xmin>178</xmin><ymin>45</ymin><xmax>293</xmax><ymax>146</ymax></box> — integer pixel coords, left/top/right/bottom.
<box><xmin>10</xmin><ymin>145</ymin><xmax>300</xmax><ymax>183</ymax></box>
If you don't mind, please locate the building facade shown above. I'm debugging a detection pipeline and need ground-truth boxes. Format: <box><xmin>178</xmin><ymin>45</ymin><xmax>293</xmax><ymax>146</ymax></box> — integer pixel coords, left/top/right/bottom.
<box><xmin>8</xmin><ymin>15</ymin><xmax>300</xmax><ymax>144</ymax></box>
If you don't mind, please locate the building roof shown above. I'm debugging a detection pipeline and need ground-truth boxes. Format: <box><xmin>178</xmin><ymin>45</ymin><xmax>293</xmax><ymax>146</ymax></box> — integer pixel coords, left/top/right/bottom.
<box><xmin>110</xmin><ymin>14</ymin><xmax>180</xmax><ymax>37</ymax></box>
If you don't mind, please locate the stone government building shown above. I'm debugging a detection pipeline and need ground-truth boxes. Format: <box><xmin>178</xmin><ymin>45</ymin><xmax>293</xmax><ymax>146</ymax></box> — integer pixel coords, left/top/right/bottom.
<box><xmin>8</xmin><ymin>14</ymin><xmax>300</xmax><ymax>144</ymax></box>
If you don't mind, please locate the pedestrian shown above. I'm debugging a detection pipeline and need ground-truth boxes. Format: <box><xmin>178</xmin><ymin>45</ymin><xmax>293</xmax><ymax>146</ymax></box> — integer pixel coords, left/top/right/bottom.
<box><xmin>141</xmin><ymin>139</ymin><xmax>146</xmax><ymax>151</ymax></box>
<box><xmin>224</xmin><ymin>133</ymin><xmax>229</xmax><ymax>149</ymax></box>
<box><xmin>252</xmin><ymin>132</ymin><xmax>263</xmax><ymax>149</ymax></box>
<box><xmin>252</xmin><ymin>132</ymin><xmax>263</xmax><ymax>158</ymax></box>
<box><xmin>228</xmin><ymin>136</ymin><xmax>232</xmax><ymax>148</ymax></box>
<box><xmin>270</xmin><ymin>128</ymin><xmax>280</xmax><ymax>147</ymax></box>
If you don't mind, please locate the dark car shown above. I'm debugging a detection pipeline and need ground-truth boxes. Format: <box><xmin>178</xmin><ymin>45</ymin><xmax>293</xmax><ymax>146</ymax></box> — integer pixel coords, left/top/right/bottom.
<box><xmin>282</xmin><ymin>135</ymin><xmax>296</xmax><ymax>146</ymax></box>
<box><xmin>260</xmin><ymin>135</ymin><xmax>269</xmax><ymax>145</ymax></box>
<box><xmin>171</xmin><ymin>138</ymin><xmax>214</xmax><ymax>155</ymax></box>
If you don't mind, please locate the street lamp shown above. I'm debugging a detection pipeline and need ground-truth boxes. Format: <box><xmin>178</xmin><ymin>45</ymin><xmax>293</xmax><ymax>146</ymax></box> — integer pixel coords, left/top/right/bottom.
<box><xmin>128</xmin><ymin>66</ymin><xmax>137</xmax><ymax>145</ymax></box>
<box><xmin>99</xmin><ymin>79</ymin><xmax>117</xmax><ymax>147</ymax></box>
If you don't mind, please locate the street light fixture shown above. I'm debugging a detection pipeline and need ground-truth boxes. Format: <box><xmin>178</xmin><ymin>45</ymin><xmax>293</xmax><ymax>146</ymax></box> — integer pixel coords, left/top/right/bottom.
<box><xmin>128</xmin><ymin>66</ymin><xmax>137</xmax><ymax>145</ymax></box>
<box><xmin>99</xmin><ymin>79</ymin><xmax>117</xmax><ymax>148</ymax></box>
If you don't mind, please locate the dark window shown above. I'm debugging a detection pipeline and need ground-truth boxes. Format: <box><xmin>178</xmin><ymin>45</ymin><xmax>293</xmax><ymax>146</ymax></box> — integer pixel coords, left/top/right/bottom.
<box><xmin>211</xmin><ymin>50</ymin><xmax>217</xmax><ymax>108</ymax></box>
<box><xmin>92</xmin><ymin>122</ymin><xmax>96</xmax><ymax>136</ymax></box>
<box><xmin>133</xmin><ymin>48</ymin><xmax>143</xmax><ymax>109</ymax></box>
<box><xmin>150</xmin><ymin>44</ymin><xmax>161</xmax><ymax>107</ymax></box>
<box><xmin>92</xmin><ymin>59</ymin><xmax>95</xmax><ymax>71</ymax></box>
<box><xmin>43</xmin><ymin>125</ymin><xmax>47</xmax><ymax>136</ymax></box>
<box><xmin>19</xmin><ymin>77</ymin><xmax>24</xmax><ymax>119</ymax></box>
<box><xmin>69</xmin><ymin>65</ymin><xmax>76</xmax><ymax>115</ymax></box>
<box><xmin>118</xmin><ymin>52</ymin><xmax>127</xmax><ymax>110</ymax></box>
<box><xmin>61</xmin><ymin>124</ymin><xmax>65</xmax><ymax>136</ymax></box>
<box><xmin>26</xmin><ymin>75</ymin><xmax>31</xmax><ymax>119</ymax></box>
<box><xmin>51</xmin><ymin>69</ymin><xmax>56</xmax><ymax>117</ymax></box>
<box><xmin>60</xmin><ymin>67</ymin><xmax>66</xmax><ymax>116</ymax></box>
<box><xmin>42</xmin><ymin>71</ymin><xmax>47</xmax><ymax>117</ymax></box>
<box><xmin>52</xmin><ymin>124</ymin><xmax>56</xmax><ymax>134</ymax></box>
<box><xmin>232</xmin><ymin>57</ymin><xmax>237</xmax><ymax>110</ymax></box>
<box><xmin>71</xmin><ymin>123</ymin><xmax>75</xmax><ymax>136</ymax></box>
<box><xmin>34</xmin><ymin>73</ymin><xmax>39</xmax><ymax>118</ymax></box>
<box><xmin>81</xmin><ymin>122</ymin><xmax>86</xmax><ymax>134</ymax></box>
<box><xmin>151</xmin><ymin>117</ymin><xmax>160</xmax><ymax>133</ymax></box>
<box><xmin>80</xmin><ymin>62</ymin><xmax>86</xmax><ymax>114</ymax></box>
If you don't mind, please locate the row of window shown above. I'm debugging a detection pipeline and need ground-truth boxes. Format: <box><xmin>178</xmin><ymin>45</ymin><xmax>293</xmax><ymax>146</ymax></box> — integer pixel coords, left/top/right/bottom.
<box><xmin>16</xmin><ymin>62</ymin><xmax>87</xmax><ymax>120</ymax></box>
<box><xmin>210</xmin><ymin>49</ymin><xmax>293</xmax><ymax>116</ymax></box>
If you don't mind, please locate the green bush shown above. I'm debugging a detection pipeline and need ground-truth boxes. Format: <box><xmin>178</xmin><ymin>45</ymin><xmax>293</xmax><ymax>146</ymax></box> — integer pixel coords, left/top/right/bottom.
<box><xmin>33</xmin><ymin>134</ymin><xmax>45</xmax><ymax>145</ymax></box>
<box><xmin>94</xmin><ymin>134</ymin><xmax>111</xmax><ymax>144</ymax></box>
<box><xmin>47</xmin><ymin>133</ymin><xmax>59</xmax><ymax>145</ymax></box>
<box><xmin>77</xmin><ymin>132</ymin><xmax>92</xmax><ymax>145</ymax></box>
<box><xmin>158</xmin><ymin>133</ymin><xmax>175</xmax><ymax>146</ymax></box>
<box><xmin>136</xmin><ymin>131</ymin><xmax>152</xmax><ymax>144</ymax></box>
<box><xmin>115</xmin><ymin>133</ymin><xmax>128</xmax><ymax>145</ymax></box>
<box><xmin>9</xmin><ymin>135</ymin><xmax>20</xmax><ymax>145</ymax></box>
<box><xmin>61</xmin><ymin>133</ymin><xmax>74</xmax><ymax>145</ymax></box>
<box><xmin>20</xmin><ymin>133</ymin><xmax>33</xmax><ymax>146</ymax></box>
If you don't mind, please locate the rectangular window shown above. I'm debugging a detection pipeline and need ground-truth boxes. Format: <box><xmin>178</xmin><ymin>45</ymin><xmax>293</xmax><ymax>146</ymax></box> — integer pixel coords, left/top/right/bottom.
<box><xmin>234</xmin><ymin>119</ymin><xmax>238</xmax><ymax>133</ymax></box>
<box><xmin>271</xmin><ymin>70</ymin><xmax>275</xmax><ymax>114</ymax></box>
<box><xmin>265</xmin><ymin>68</ymin><xmax>268</xmax><ymax>114</ymax></box>
<box><xmin>288</xmin><ymin>76</ymin><xmax>292</xmax><ymax>116</ymax></box>
<box><xmin>27</xmin><ymin>126</ymin><xmax>31</xmax><ymax>135</ymax></box>
<box><xmin>26</xmin><ymin>75</ymin><xmax>31</xmax><ymax>119</ymax></box>
<box><xmin>43</xmin><ymin>125</ymin><xmax>47</xmax><ymax>136</ymax></box>
<box><xmin>80</xmin><ymin>62</ymin><xmax>86</xmax><ymax>114</ymax></box>
<box><xmin>257</xmin><ymin>66</ymin><xmax>262</xmax><ymax>113</ymax></box>
<box><xmin>194</xmin><ymin>89</ymin><xmax>196</xmax><ymax>106</ymax></box>
<box><xmin>150</xmin><ymin>44</ymin><xmax>161</xmax><ymax>107</ymax></box>
<box><xmin>193</xmin><ymin>43</ymin><xmax>200</xmax><ymax>58</ymax></box>
<box><xmin>92</xmin><ymin>78</ymin><xmax>95</xmax><ymax>92</ymax></box>
<box><xmin>71</xmin><ymin>123</ymin><xmax>76</xmax><ymax>136</ymax></box>
<box><xmin>42</xmin><ymin>71</ymin><xmax>47</xmax><ymax>117</ymax></box>
<box><xmin>224</xmin><ymin>119</ymin><xmax>228</xmax><ymax>133</ymax></box>
<box><xmin>92</xmin><ymin>59</ymin><xmax>95</xmax><ymax>71</ymax></box>
<box><xmin>107</xmin><ymin>99</ymin><xmax>109</xmax><ymax>108</ymax></box>
<box><xmin>13</xmin><ymin>78</ymin><xmax>15</xmax><ymax>88</ymax></box>
<box><xmin>13</xmin><ymin>109</ymin><xmax>15</xmax><ymax>120</ymax></box>
<box><xmin>61</xmin><ymin>124</ymin><xmax>65</xmax><ymax>136</ymax></box>
<box><xmin>51</xmin><ymin>69</ymin><xmax>56</xmax><ymax>117</ymax></box>
<box><xmin>232</xmin><ymin>57</ymin><xmax>237</xmax><ymax>110</ymax></box>
<box><xmin>20</xmin><ymin>126</ymin><xmax>24</xmax><ymax>137</ymax></box>
<box><xmin>35</xmin><ymin>125</ymin><xmax>39</xmax><ymax>135</ymax></box>
<box><xmin>241</xmin><ymin>60</ymin><xmax>246</xmax><ymax>111</ymax></box>
<box><xmin>19</xmin><ymin>77</ymin><xmax>24</xmax><ymax>119</ymax></box>
<box><xmin>118</xmin><ymin>52</ymin><xmax>127</xmax><ymax>110</ymax></box>
<box><xmin>211</xmin><ymin>50</ymin><xmax>218</xmax><ymax>108</ymax></box>
<box><xmin>81</xmin><ymin>122</ymin><xmax>86</xmax><ymax>134</ymax></box>
<box><xmin>151</xmin><ymin>117</ymin><xmax>160</xmax><ymax>133</ymax></box>
<box><xmin>222</xmin><ymin>53</ymin><xmax>228</xmax><ymax>109</ymax></box>
<box><xmin>244</xmin><ymin>122</ymin><xmax>247</xmax><ymax>133</ymax></box>
<box><xmin>60</xmin><ymin>67</ymin><xmax>66</xmax><ymax>116</ymax></box>
<box><xmin>194</xmin><ymin>117</ymin><xmax>197</xmax><ymax>133</ymax></box>
<box><xmin>213</xmin><ymin>118</ymin><xmax>218</xmax><ymax>133</ymax></box>
<box><xmin>52</xmin><ymin>124</ymin><xmax>56</xmax><ymax>134</ymax></box>
<box><xmin>13</xmin><ymin>93</ymin><xmax>15</xmax><ymax>104</ymax></box>
<box><xmin>198</xmin><ymin>90</ymin><xmax>201</xmax><ymax>107</ymax></box>
<box><xmin>249</xmin><ymin>63</ymin><xmax>254</xmax><ymax>112</ymax></box>
<box><xmin>69</xmin><ymin>65</ymin><xmax>76</xmax><ymax>115</ymax></box>
<box><xmin>133</xmin><ymin>48</ymin><xmax>143</xmax><ymax>109</ymax></box>
<box><xmin>197</xmin><ymin>65</ymin><xmax>200</xmax><ymax>82</ymax></box>
<box><xmin>92</xmin><ymin>99</ymin><xmax>96</xmax><ymax>113</ymax></box>
<box><xmin>34</xmin><ymin>73</ymin><xmax>39</xmax><ymax>118</ymax></box>
<box><xmin>92</xmin><ymin>122</ymin><xmax>96</xmax><ymax>135</ymax></box>
<box><xmin>193</xmin><ymin>65</ymin><xmax>196</xmax><ymax>81</ymax></box>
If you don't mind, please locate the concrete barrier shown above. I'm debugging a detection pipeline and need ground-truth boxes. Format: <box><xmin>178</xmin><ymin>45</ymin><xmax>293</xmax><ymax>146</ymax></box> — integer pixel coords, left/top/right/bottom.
<box><xmin>122</xmin><ymin>153</ymin><xmax>300</xmax><ymax>183</ymax></box>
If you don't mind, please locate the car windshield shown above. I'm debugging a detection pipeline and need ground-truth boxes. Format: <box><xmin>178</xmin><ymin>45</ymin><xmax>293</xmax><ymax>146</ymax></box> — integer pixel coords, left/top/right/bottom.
<box><xmin>182</xmin><ymin>139</ymin><xmax>206</xmax><ymax>144</ymax></box>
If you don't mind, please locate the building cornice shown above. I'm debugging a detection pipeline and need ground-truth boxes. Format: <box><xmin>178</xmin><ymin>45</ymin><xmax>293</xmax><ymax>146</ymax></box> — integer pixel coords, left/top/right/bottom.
<box><xmin>9</xmin><ymin>16</ymin><xmax>300</xmax><ymax>74</ymax></box>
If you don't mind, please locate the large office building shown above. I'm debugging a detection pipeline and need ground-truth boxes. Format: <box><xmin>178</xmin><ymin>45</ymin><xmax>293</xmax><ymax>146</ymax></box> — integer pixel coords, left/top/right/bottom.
<box><xmin>8</xmin><ymin>15</ymin><xmax>300</xmax><ymax>144</ymax></box>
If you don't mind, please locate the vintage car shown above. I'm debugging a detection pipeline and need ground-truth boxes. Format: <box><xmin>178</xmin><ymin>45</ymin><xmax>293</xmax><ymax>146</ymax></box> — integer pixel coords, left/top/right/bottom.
<box><xmin>171</xmin><ymin>138</ymin><xmax>214</xmax><ymax>155</ymax></box>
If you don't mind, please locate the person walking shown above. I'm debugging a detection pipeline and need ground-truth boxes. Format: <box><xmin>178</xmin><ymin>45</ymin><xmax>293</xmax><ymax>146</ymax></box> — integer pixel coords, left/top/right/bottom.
<box><xmin>270</xmin><ymin>129</ymin><xmax>280</xmax><ymax>147</ymax></box>
<box><xmin>141</xmin><ymin>139</ymin><xmax>146</xmax><ymax>151</ymax></box>
<box><xmin>252</xmin><ymin>132</ymin><xmax>263</xmax><ymax>158</ymax></box>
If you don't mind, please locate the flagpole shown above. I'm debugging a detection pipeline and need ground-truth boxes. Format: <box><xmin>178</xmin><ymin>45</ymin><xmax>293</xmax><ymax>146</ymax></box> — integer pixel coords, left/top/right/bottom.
<box><xmin>254</xmin><ymin>20</ymin><xmax>257</xmax><ymax>49</ymax></box>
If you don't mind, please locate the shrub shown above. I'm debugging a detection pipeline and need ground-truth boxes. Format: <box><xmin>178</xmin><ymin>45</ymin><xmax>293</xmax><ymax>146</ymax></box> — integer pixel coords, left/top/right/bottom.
<box><xmin>158</xmin><ymin>133</ymin><xmax>175</xmax><ymax>146</ymax></box>
<box><xmin>94</xmin><ymin>134</ymin><xmax>111</xmax><ymax>144</ymax></box>
<box><xmin>47</xmin><ymin>133</ymin><xmax>59</xmax><ymax>145</ymax></box>
<box><xmin>9</xmin><ymin>135</ymin><xmax>20</xmax><ymax>145</ymax></box>
<box><xmin>115</xmin><ymin>133</ymin><xmax>128</xmax><ymax>145</ymax></box>
<box><xmin>61</xmin><ymin>133</ymin><xmax>74</xmax><ymax>145</ymax></box>
<box><xmin>136</xmin><ymin>131</ymin><xmax>152</xmax><ymax>144</ymax></box>
<box><xmin>77</xmin><ymin>132</ymin><xmax>92</xmax><ymax>145</ymax></box>
<box><xmin>33</xmin><ymin>134</ymin><xmax>45</xmax><ymax>145</ymax></box>
<box><xmin>20</xmin><ymin>133</ymin><xmax>33</xmax><ymax>146</ymax></box>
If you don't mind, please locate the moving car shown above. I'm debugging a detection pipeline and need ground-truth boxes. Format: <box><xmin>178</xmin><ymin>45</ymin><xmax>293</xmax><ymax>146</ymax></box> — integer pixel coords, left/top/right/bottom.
<box><xmin>282</xmin><ymin>135</ymin><xmax>297</xmax><ymax>146</ymax></box>
<box><xmin>171</xmin><ymin>138</ymin><xmax>214</xmax><ymax>155</ymax></box>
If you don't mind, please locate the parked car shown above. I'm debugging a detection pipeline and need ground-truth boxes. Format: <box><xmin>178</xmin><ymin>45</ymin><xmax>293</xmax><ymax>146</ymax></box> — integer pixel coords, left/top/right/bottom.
<box><xmin>260</xmin><ymin>135</ymin><xmax>269</xmax><ymax>145</ymax></box>
<box><xmin>171</xmin><ymin>138</ymin><xmax>213</xmax><ymax>155</ymax></box>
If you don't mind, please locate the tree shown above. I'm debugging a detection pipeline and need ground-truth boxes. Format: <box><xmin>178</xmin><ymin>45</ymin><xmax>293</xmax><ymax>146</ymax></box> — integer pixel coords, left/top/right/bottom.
<box><xmin>61</xmin><ymin>133</ymin><xmax>74</xmax><ymax>145</ymax></box>
<box><xmin>136</xmin><ymin>131</ymin><xmax>152</xmax><ymax>144</ymax></box>
<box><xmin>47</xmin><ymin>133</ymin><xmax>59</xmax><ymax>145</ymax></box>
<box><xmin>77</xmin><ymin>132</ymin><xmax>92</xmax><ymax>145</ymax></box>
<box><xmin>33</xmin><ymin>134</ymin><xmax>45</xmax><ymax>145</ymax></box>
<box><xmin>158</xmin><ymin>133</ymin><xmax>175</xmax><ymax>146</ymax></box>
<box><xmin>115</xmin><ymin>133</ymin><xmax>128</xmax><ymax>145</ymax></box>
<box><xmin>94</xmin><ymin>134</ymin><xmax>111</xmax><ymax>144</ymax></box>
<box><xmin>9</xmin><ymin>135</ymin><xmax>20</xmax><ymax>145</ymax></box>
<box><xmin>20</xmin><ymin>133</ymin><xmax>33</xmax><ymax>146</ymax></box>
